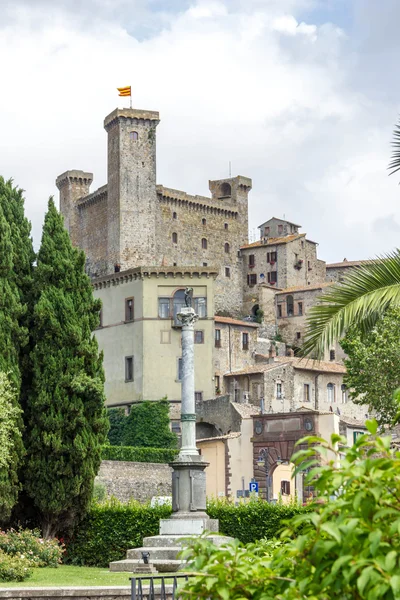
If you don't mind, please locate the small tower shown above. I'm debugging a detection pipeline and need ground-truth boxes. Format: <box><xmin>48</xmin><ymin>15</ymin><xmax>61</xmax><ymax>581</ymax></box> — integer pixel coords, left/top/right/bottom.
<box><xmin>104</xmin><ymin>108</ymin><xmax>160</xmax><ymax>272</ymax></box>
<box><xmin>209</xmin><ymin>175</ymin><xmax>252</xmax><ymax>246</ymax></box>
<box><xmin>56</xmin><ymin>170</ymin><xmax>93</xmax><ymax>246</ymax></box>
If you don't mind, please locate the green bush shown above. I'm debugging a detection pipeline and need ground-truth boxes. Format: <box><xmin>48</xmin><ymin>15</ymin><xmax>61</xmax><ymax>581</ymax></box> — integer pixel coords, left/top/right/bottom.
<box><xmin>65</xmin><ymin>498</ymin><xmax>172</xmax><ymax>567</ymax></box>
<box><xmin>101</xmin><ymin>445</ymin><xmax>179</xmax><ymax>463</ymax></box>
<box><xmin>207</xmin><ymin>497</ymin><xmax>308</xmax><ymax>544</ymax></box>
<box><xmin>107</xmin><ymin>408</ymin><xmax>126</xmax><ymax>446</ymax></box>
<box><xmin>123</xmin><ymin>400</ymin><xmax>178</xmax><ymax>448</ymax></box>
<box><xmin>0</xmin><ymin>549</ymin><xmax>32</xmax><ymax>582</ymax></box>
<box><xmin>0</xmin><ymin>528</ymin><xmax>63</xmax><ymax>568</ymax></box>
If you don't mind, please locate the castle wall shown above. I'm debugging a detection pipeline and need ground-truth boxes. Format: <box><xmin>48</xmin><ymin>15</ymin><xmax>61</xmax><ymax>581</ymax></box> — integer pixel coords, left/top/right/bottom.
<box><xmin>77</xmin><ymin>187</ymin><xmax>108</xmax><ymax>276</ymax></box>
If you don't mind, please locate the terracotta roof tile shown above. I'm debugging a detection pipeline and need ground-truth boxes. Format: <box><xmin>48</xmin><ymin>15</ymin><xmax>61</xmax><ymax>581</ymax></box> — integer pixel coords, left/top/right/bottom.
<box><xmin>326</xmin><ymin>260</ymin><xmax>373</xmax><ymax>269</ymax></box>
<box><xmin>276</xmin><ymin>282</ymin><xmax>333</xmax><ymax>295</ymax></box>
<box><xmin>240</xmin><ymin>233</ymin><xmax>305</xmax><ymax>250</ymax></box>
<box><xmin>274</xmin><ymin>356</ymin><xmax>346</xmax><ymax>374</ymax></box>
<box><xmin>215</xmin><ymin>316</ymin><xmax>259</xmax><ymax>328</ymax></box>
<box><xmin>232</xmin><ymin>403</ymin><xmax>261</xmax><ymax>418</ymax></box>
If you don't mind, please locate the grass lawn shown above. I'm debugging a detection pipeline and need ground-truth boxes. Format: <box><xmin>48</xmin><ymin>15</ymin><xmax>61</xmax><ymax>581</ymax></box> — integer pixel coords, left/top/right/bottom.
<box><xmin>0</xmin><ymin>565</ymin><xmax>134</xmax><ymax>588</ymax></box>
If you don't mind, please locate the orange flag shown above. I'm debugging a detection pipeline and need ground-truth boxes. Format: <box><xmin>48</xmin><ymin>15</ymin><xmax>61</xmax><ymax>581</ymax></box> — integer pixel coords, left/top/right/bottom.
<box><xmin>117</xmin><ymin>86</ymin><xmax>131</xmax><ymax>97</ymax></box>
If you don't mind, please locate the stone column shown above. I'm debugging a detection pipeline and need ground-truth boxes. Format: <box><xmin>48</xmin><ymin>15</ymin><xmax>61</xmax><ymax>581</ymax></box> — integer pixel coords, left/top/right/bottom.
<box><xmin>178</xmin><ymin>306</ymin><xmax>199</xmax><ymax>456</ymax></box>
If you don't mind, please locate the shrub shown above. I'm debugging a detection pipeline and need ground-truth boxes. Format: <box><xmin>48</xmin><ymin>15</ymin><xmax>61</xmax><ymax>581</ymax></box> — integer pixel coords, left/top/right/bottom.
<box><xmin>207</xmin><ymin>497</ymin><xmax>308</xmax><ymax>544</ymax></box>
<box><xmin>122</xmin><ymin>400</ymin><xmax>178</xmax><ymax>448</ymax></box>
<box><xmin>107</xmin><ymin>408</ymin><xmax>126</xmax><ymax>446</ymax></box>
<box><xmin>101</xmin><ymin>445</ymin><xmax>179</xmax><ymax>463</ymax></box>
<box><xmin>0</xmin><ymin>528</ymin><xmax>63</xmax><ymax>568</ymax></box>
<box><xmin>65</xmin><ymin>498</ymin><xmax>172</xmax><ymax>567</ymax></box>
<box><xmin>92</xmin><ymin>482</ymin><xmax>107</xmax><ymax>504</ymax></box>
<box><xmin>0</xmin><ymin>549</ymin><xmax>32</xmax><ymax>582</ymax></box>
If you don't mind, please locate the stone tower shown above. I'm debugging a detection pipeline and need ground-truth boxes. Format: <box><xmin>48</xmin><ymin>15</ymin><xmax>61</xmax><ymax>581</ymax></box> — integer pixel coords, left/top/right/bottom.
<box><xmin>56</xmin><ymin>170</ymin><xmax>93</xmax><ymax>246</ymax></box>
<box><xmin>104</xmin><ymin>108</ymin><xmax>160</xmax><ymax>273</ymax></box>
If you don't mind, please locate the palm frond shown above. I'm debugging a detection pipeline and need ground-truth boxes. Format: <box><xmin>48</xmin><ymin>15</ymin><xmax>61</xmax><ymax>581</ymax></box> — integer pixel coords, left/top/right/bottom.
<box><xmin>388</xmin><ymin>118</ymin><xmax>400</xmax><ymax>177</ymax></box>
<box><xmin>302</xmin><ymin>251</ymin><xmax>400</xmax><ymax>358</ymax></box>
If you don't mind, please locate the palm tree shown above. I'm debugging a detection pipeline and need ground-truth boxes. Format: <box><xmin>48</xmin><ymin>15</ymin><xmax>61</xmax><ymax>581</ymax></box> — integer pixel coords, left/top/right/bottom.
<box><xmin>302</xmin><ymin>252</ymin><xmax>400</xmax><ymax>358</ymax></box>
<box><xmin>302</xmin><ymin>120</ymin><xmax>400</xmax><ymax>357</ymax></box>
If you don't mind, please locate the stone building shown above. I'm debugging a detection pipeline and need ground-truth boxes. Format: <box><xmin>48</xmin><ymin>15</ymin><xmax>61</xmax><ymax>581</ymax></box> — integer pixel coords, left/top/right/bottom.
<box><xmin>57</xmin><ymin>107</ymin><xmax>251</xmax><ymax>316</ymax></box>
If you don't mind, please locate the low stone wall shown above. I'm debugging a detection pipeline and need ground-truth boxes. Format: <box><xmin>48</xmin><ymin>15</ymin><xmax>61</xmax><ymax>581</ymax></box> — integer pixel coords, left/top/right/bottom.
<box><xmin>0</xmin><ymin>586</ymin><xmax>175</xmax><ymax>599</ymax></box>
<box><xmin>95</xmin><ymin>460</ymin><xmax>172</xmax><ymax>503</ymax></box>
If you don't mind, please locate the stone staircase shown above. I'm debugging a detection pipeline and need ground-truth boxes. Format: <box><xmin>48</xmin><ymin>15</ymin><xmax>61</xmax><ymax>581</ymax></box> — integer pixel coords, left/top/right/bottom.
<box><xmin>110</xmin><ymin>532</ymin><xmax>232</xmax><ymax>573</ymax></box>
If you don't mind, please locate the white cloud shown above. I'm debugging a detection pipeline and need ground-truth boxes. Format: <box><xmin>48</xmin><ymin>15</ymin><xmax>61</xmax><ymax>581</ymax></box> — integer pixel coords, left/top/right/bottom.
<box><xmin>0</xmin><ymin>0</ymin><xmax>399</xmax><ymax>263</ymax></box>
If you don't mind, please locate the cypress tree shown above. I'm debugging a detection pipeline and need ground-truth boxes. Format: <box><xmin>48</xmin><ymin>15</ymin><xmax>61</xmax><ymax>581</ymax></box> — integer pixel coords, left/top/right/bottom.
<box><xmin>24</xmin><ymin>199</ymin><xmax>108</xmax><ymax>538</ymax></box>
<box><xmin>0</xmin><ymin>204</ymin><xmax>25</xmax><ymax>520</ymax></box>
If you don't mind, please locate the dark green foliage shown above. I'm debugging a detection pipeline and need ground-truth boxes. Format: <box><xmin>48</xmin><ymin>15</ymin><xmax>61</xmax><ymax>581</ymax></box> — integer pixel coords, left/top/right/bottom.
<box><xmin>107</xmin><ymin>408</ymin><xmax>126</xmax><ymax>446</ymax></box>
<box><xmin>23</xmin><ymin>199</ymin><xmax>109</xmax><ymax>538</ymax></box>
<box><xmin>64</xmin><ymin>499</ymin><xmax>172</xmax><ymax>567</ymax></box>
<box><xmin>122</xmin><ymin>400</ymin><xmax>178</xmax><ymax>448</ymax></box>
<box><xmin>101</xmin><ymin>445</ymin><xmax>179</xmax><ymax>463</ymax></box>
<box><xmin>65</xmin><ymin>498</ymin><xmax>307</xmax><ymax>567</ymax></box>
<box><xmin>340</xmin><ymin>307</ymin><xmax>400</xmax><ymax>426</ymax></box>
<box><xmin>0</xmin><ymin>205</ymin><xmax>25</xmax><ymax>521</ymax></box>
<box><xmin>207</xmin><ymin>498</ymin><xmax>308</xmax><ymax>544</ymax></box>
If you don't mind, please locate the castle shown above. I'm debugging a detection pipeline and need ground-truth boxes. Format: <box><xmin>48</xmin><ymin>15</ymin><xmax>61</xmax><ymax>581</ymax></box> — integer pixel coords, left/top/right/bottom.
<box><xmin>56</xmin><ymin>105</ymin><xmax>365</xmax><ymax>420</ymax></box>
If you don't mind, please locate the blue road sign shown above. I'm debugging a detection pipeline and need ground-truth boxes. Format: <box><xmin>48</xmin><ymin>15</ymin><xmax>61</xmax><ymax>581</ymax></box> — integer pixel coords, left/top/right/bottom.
<box><xmin>249</xmin><ymin>481</ymin><xmax>259</xmax><ymax>493</ymax></box>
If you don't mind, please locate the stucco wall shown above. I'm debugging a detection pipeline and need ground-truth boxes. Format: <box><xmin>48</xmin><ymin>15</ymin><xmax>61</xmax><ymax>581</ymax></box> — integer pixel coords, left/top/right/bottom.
<box><xmin>228</xmin><ymin>419</ymin><xmax>254</xmax><ymax>498</ymax></box>
<box><xmin>197</xmin><ymin>439</ymin><xmax>226</xmax><ymax>498</ymax></box>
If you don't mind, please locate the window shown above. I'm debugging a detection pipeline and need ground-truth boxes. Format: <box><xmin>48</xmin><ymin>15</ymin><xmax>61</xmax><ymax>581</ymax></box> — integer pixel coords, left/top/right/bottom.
<box><xmin>172</xmin><ymin>232</ymin><xmax>178</xmax><ymax>244</ymax></box>
<box><xmin>278</xmin><ymin>224</ymin><xmax>283</xmax><ymax>234</ymax></box>
<box><xmin>173</xmin><ymin>211</ymin><xmax>177</xmax><ymax>219</ymax></box>
<box><xmin>277</xmin><ymin>304</ymin><xmax>282</xmax><ymax>318</ymax></box>
<box><xmin>98</xmin><ymin>308</ymin><xmax>103</xmax><ymax>328</ymax></box>
<box><xmin>329</xmin><ymin>349</ymin><xmax>336</xmax><ymax>361</ymax></box>
<box><xmin>267</xmin><ymin>251</ymin><xmax>277</xmax><ymax>263</ymax></box>
<box><xmin>201</xmin><ymin>238</ymin><xmax>207</xmax><ymax>249</ymax></box>
<box><xmin>125</xmin><ymin>356</ymin><xmax>134</xmax><ymax>382</ymax></box>
<box><xmin>341</xmin><ymin>384</ymin><xmax>348</xmax><ymax>404</ymax></box>
<box><xmin>249</xmin><ymin>254</ymin><xmax>255</xmax><ymax>267</ymax></box>
<box><xmin>173</xmin><ymin>289</ymin><xmax>186</xmax><ymax>325</ymax></box>
<box><xmin>353</xmin><ymin>431</ymin><xmax>364</xmax><ymax>444</ymax></box>
<box><xmin>225</xmin><ymin>267</ymin><xmax>231</xmax><ymax>278</ymax></box>
<box><xmin>202</xmin><ymin>218</ymin><xmax>206</xmax><ymax>226</ymax></box>
<box><xmin>267</xmin><ymin>271</ymin><xmax>277</xmax><ymax>284</ymax></box>
<box><xmin>224</xmin><ymin>223</ymin><xmax>228</xmax><ymax>230</ymax></box>
<box><xmin>194</xmin><ymin>330</ymin><xmax>204</xmax><ymax>344</ymax></box>
<box><xmin>158</xmin><ymin>298</ymin><xmax>170</xmax><ymax>319</ymax></box>
<box><xmin>130</xmin><ymin>131</ymin><xmax>138</xmax><ymax>140</ymax></box>
<box><xmin>177</xmin><ymin>357</ymin><xmax>183</xmax><ymax>381</ymax></box>
<box><xmin>304</xmin><ymin>384</ymin><xmax>310</xmax><ymax>402</ymax></box>
<box><xmin>242</xmin><ymin>332</ymin><xmax>249</xmax><ymax>350</ymax></box>
<box><xmin>194</xmin><ymin>297</ymin><xmax>207</xmax><ymax>317</ymax></box>
<box><xmin>286</xmin><ymin>295</ymin><xmax>294</xmax><ymax>316</ymax></box>
<box><xmin>308</xmin><ymin>260</ymin><xmax>312</xmax><ymax>270</ymax></box>
<box><xmin>125</xmin><ymin>297</ymin><xmax>134</xmax><ymax>322</ymax></box>
<box><xmin>171</xmin><ymin>421</ymin><xmax>181</xmax><ymax>434</ymax></box>
<box><xmin>215</xmin><ymin>329</ymin><xmax>221</xmax><ymax>348</ymax></box>
<box><xmin>247</xmin><ymin>273</ymin><xmax>257</xmax><ymax>286</ymax></box>
<box><xmin>219</xmin><ymin>182</ymin><xmax>231</xmax><ymax>197</ymax></box>
<box><xmin>296</xmin><ymin>331</ymin><xmax>301</xmax><ymax>340</ymax></box>
<box><xmin>224</xmin><ymin>242</ymin><xmax>230</xmax><ymax>253</ymax></box>
<box><xmin>195</xmin><ymin>391</ymin><xmax>204</xmax><ymax>402</ymax></box>
<box><xmin>281</xmin><ymin>480</ymin><xmax>290</xmax><ymax>495</ymax></box>
<box><xmin>203</xmin><ymin>262</ymin><xmax>207</xmax><ymax>266</ymax></box>
<box><xmin>298</xmin><ymin>302</ymin><xmax>303</xmax><ymax>316</ymax></box>
<box><xmin>327</xmin><ymin>382</ymin><xmax>336</xmax><ymax>403</ymax></box>
<box><xmin>276</xmin><ymin>382</ymin><xmax>282</xmax><ymax>399</ymax></box>
<box><xmin>215</xmin><ymin>375</ymin><xmax>220</xmax><ymax>393</ymax></box>
<box><xmin>264</xmin><ymin>226</ymin><xmax>270</xmax><ymax>236</ymax></box>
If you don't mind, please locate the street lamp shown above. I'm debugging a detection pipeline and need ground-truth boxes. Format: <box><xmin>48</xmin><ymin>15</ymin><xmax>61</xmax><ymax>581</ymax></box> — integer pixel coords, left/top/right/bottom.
<box><xmin>257</xmin><ymin>448</ymin><xmax>282</xmax><ymax>502</ymax></box>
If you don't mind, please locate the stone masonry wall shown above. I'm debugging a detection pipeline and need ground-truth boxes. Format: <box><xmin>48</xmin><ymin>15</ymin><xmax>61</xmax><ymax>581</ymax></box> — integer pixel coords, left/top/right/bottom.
<box><xmin>95</xmin><ymin>460</ymin><xmax>172</xmax><ymax>503</ymax></box>
<box><xmin>77</xmin><ymin>189</ymin><xmax>108</xmax><ymax>277</ymax></box>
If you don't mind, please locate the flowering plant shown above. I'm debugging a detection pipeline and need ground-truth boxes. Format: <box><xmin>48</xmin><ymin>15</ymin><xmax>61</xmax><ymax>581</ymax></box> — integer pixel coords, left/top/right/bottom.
<box><xmin>0</xmin><ymin>528</ymin><xmax>64</xmax><ymax>568</ymax></box>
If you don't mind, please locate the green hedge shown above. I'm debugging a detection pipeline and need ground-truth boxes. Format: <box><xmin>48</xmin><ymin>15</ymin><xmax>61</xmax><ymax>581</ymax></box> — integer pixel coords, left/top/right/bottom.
<box><xmin>101</xmin><ymin>446</ymin><xmax>179</xmax><ymax>464</ymax></box>
<box><xmin>207</xmin><ymin>498</ymin><xmax>309</xmax><ymax>544</ymax></box>
<box><xmin>65</xmin><ymin>499</ymin><xmax>173</xmax><ymax>567</ymax></box>
<box><xmin>65</xmin><ymin>498</ymin><xmax>308</xmax><ymax>567</ymax></box>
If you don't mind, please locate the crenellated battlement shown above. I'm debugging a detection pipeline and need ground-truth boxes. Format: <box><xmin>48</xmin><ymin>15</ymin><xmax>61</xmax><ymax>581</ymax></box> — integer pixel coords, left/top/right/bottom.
<box><xmin>104</xmin><ymin>108</ymin><xmax>160</xmax><ymax>131</ymax></box>
<box><xmin>56</xmin><ymin>170</ymin><xmax>93</xmax><ymax>190</ymax></box>
<box><xmin>157</xmin><ymin>185</ymin><xmax>239</xmax><ymax>219</ymax></box>
<box><xmin>78</xmin><ymin>185</ymin><xmax>108</xmax><ymax>210</ymax></box>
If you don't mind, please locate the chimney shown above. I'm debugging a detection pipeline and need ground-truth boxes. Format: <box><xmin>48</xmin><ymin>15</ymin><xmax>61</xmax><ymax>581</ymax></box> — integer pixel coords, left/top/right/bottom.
<box><xmin>268</xmin><ymin>344</ymin><xmax>276</xmax><ymax>363</ymax></box>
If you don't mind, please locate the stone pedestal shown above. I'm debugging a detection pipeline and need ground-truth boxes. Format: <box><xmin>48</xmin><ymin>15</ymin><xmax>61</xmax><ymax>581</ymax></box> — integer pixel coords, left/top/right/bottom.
<box><xmin>109</xmin><ymin>302</ymin><xmax>228</xmax><ymax>574</ymax></box>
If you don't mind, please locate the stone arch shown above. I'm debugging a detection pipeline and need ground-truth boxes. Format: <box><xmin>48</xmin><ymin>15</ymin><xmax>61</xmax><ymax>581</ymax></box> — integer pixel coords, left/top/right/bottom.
<box><xmin>219</xmin><ymin>182</ymin><xmax>232</xmax><ymax>198</ymax></box>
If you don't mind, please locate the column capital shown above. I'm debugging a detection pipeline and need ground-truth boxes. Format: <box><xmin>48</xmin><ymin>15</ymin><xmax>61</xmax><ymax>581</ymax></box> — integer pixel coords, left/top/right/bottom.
<box><xmin>177</xmin><ymin>306</ymin><xmax>198</xmax><ymax>328</ymax></box>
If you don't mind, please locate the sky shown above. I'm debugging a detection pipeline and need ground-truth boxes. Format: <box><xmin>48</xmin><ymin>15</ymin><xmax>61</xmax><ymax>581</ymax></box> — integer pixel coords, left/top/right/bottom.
<box><xmin>1</xmin><ymin>0</ymin><xmax>400</xmax><ymax>263</ymax></box>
